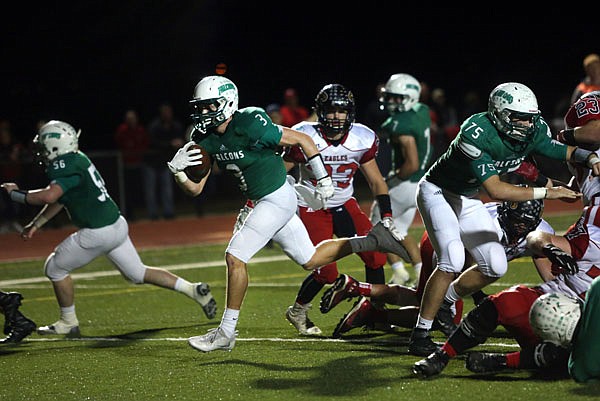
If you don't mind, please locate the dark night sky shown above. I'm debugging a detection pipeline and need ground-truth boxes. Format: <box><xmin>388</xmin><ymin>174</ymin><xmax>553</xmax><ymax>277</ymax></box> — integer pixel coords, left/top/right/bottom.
<box><xmin>1</xmin><ymin>2</ymin><xmax>594</xmax><ymax>151</ymax></box>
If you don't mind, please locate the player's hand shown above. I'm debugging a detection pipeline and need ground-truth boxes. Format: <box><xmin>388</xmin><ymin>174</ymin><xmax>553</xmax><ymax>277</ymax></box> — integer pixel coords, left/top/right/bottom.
<box><xmin>20</xmin><ymin>223</ymin><xmax>37</xmax><ymax>241</ymax></box>
<box><xmin>542</xmin><ymin>244</ymin><xmax>579</xmax><ymax>276</ymax></box>
<box><xmin>588</xmin><ymin>153</ymin><xmax>600</xmax><ymax>176</ymax></box>
<box><xmin>167</xmin><ymin>141</ymin><xmax>203</xmax><ymax>174</ymax></box>
<box><xmin>0</xmin><ymin>182</ymin><xmax>19</xmax><ymax>193</ymax></box>
<box><xmin>545</xmin><ymin>186</ymin><xmax>581</xmax><ymax>201</ymax></box>
<box><xmin>382</xmin><ymin>216</ymin><xmax>405</xmax><ymax>242</ymax></box>
<box><xmin>315</xmin><ymin>176</ymin><xmax>334</xmax><ymax>205</ymax></box>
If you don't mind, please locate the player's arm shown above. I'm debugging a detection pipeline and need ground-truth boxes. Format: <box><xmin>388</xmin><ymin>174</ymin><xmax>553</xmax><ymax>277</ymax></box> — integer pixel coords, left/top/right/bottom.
<box><xmin>279</xmin><ymin>127</ymin><xmax>319</xmax><ymax>159</ymax></box>
<box><xmin>481</xmin><ymin>175</ymin><xmax>580</xmax><ymax>201</ymax></box>
<box><xmin>360</xmin><ymin>158</ymin><xmax>388</xmax><ymax>197</ymax></box>
<box><xmin>173</xmin><ymin>172</ymin><xmax>210</xmax><ymax>197</ymax></box>
<box><xmin>559</xmin><ymin>120</ymin><xmax>600</xmax><ymax>145</ymax></box>
<box><xmin>1</xmin><ymin>182</ymin><xmax>64</xmax><ymax>206</ymax></box>
<box><xmin>394</xmin><ymin>135</ymin><xmax>419</xmax><ymax>179</ymax></box>
<box><xmin>21</xmin><ymin>202</ymin><xmax>65</xmax><ymax>240</ymax></box>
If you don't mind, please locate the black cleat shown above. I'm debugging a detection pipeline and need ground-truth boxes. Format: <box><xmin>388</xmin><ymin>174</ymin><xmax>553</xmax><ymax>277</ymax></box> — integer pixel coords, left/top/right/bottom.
<box><xmin>433</xmin><ymin>301</ymin><xmax>458</xmax><ymax>337</ymax></box>
<box><xmin>413</xmin><ymin>349</ymin><xmax>450</xmax><ymax>378</ymax></box>
<box><xmin>465</xmin><ymin>352</ymin><xmax>508</xmax><ymax>374</ymax></box>
<box><xmin>408</xmin><ymin>328</ymin><xmax>439</xmax><ymax>356</ymax></box>
<box><xmin>0</xmin><ymin>292</ymin><xmax>24</xmax><ymax>334</ymax></box>
<box><xmin>0</xmin><ymin>312</ymin><xmax>36</xmax><ymax>344</ymax></box>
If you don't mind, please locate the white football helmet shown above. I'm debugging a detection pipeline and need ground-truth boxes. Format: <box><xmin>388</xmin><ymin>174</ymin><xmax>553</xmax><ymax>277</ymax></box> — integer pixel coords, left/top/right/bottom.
<box><xmin>488</xmin><ymin>82</ymin><xmax>541</xmax><ymax>142</ymax></box>
<box><xmin>529</xmin><ymin>292</ymin><xmax>581</xmax><ymax>347</ymax></box>
<box><xmin>34</xmin><ymin>120</ymin><xmax>80</xmax><ymax>164</ymax></box>
<box><xmin>189</xmin><ymin>75</ymin><xmax>239</xmax><ymax>135</ymax></box>
<box><xmin>379</xmin><ymin>73</ymin><xmax>421</xmax><ymax>114</ymax></box>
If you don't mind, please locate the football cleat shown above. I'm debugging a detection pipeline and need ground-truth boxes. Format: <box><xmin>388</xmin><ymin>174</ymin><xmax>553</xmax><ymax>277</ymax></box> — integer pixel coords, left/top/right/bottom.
<box><xmin>193</xmin><ymin>283</ymin><xmax>217</xmax><ymax>319</ymax></box>
<box><xmin>465</xmin><ymin>352</ymin><xmax>508</xmax><ymax>374</ymax></box>
<box><xmin>408</xmin><ymin>328</ymin><xmax>439</xmax><ymax>356</ymax></box>
<box><xmin>0</xmin><ymin>292</ymin><xmax>24</xmax><ymax>334</ymax></box>
<box><xmin>433</xmin><ymin>300</ymin><xmax>458</xmax><ymax>337</ymax></box>
<box><xmin>285</xmin><ymin>303</ymin><xmax>322</xmax><ymax>335</ymax></box>
<box><xmin>188</xmin><ymin>327</ymin><xmax>237</xmax><ymax>352</ymax></box>
<box><xmin>0</xmin><ymin>312</ymin><xmax>36</xmax><ymax>344</ymax></box>
<box><xmin>332</xmin><ymin>297</ymin><xmax>374</xmax><ymax>338</ymax></box>
<box><xmin>413</xmin><ymin>349</ymin><xmax>450</xmax><ymax>378</ymax></box>
<box><xmin>367</xmin><ymin>222</ymin><xmax>410</xmax><ymax>261</ymax></box>
<box><xmin>37</xmin><ymin>319</ymin><xmax>80</xmax><ymax>337</ymax></box>
<box><xmin>320</xmin><ymin>274</ymin><xmax>359</xmax><ymax>313</ymax></box>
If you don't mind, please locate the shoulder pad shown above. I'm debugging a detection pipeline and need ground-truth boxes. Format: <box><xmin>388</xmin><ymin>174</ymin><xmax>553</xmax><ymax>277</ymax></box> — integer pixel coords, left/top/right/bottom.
<box><xmin>458</xmin><ymin>138</ymin><xmax>482</xmax><ymax>159</ymax></box>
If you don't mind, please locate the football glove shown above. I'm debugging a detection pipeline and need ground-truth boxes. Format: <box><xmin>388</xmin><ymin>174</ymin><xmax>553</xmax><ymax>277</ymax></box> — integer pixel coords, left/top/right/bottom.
<box><xmin>315</xmin><ymin>176</ymin><xmax>334</xmax><ymax>205</ymax></box>
<box><xmin>382</xmin><ymin>216</ymin><xmax>405</xmax><ymax>242</ymax></box>
<box><xmin>167</xmin><ymin>141</ymin><xmax>203</xmax><ymax>174</ymax></box>
<box><xmin>542</xmin><ymin>244</ymin><xmax>579</xmax><ymax>276</ymax></box>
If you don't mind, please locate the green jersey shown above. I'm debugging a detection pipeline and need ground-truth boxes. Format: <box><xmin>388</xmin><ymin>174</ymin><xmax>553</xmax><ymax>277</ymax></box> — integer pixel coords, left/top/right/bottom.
<box><xmin>569</xmin><ymin>276</ymin><xmax>600</xmax><ymax>383</ymax></box>
<box><xmin>198</xmin><ymin>107</ymin><xmax>286</xmax><ymax>200</ymax></box>
<box><xmin>381</xmin><ymin>102</ymin><xmax>432</xmax><ymax>183</ymax></box>
<box><xmin>425</xmin><ymin>112</ymin><xmax>568</xmax><ymax>196</ymax></box>
<box><xmin>47</xmin><ymin>151</ymin><xmax>120</xmax><ymax>228</ymax></box>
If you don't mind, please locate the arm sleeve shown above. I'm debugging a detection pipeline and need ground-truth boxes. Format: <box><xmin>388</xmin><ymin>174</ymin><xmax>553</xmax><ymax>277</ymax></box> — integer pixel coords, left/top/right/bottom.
<box><xmin>245</xmin><ymin>109</ymin><xmax>283</xmax><ymax>148</ymax></box>
<box><xmin>456</xmin><ymin>135</ymin><xmax>498</xmax><ymax>183</ymax></box>
<box><xmin>532</xmin><ymin>124</ymin><xmax>569</xmax><ymax>160</ymax></box>
<box><xmin>51</xmin><ymin>175</ymin><xmax>81</xmax><ymax>193</ymax></box>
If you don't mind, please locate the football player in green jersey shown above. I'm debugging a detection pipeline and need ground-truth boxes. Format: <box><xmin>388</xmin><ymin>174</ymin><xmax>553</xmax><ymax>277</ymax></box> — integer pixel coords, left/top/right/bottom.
<box><xmin>371</xmin><ymin>73</ymin><xmax>432</xmax><ymax>286</ymax></box>
<box><xmin>169</xmin><ymin>76</ymin><xmax>410</xmax><ymax>352</ymax></box>
<box><xmin>408</xmin><ymin>82</ymin><xmax>599</xmax><ymax>357</ymax></box>
<box><xmin>1</xmin><ymin>120</ymin><xmax>218</xmax><ymax>337</ymax></box>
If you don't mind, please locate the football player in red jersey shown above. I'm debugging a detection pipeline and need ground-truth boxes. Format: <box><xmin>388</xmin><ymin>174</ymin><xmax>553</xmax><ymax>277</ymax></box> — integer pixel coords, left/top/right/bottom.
<box><xmin>282</xmin><ymin>83</ymin><xmax>395</xmax><ymax>335</ymax></box>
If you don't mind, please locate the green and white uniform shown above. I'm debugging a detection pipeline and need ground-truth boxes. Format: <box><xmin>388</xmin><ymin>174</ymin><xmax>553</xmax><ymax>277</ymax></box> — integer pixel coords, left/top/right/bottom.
<box><xmin>569</xmin><ymin>276</ymin><xmax>600</xmax><ymax>383</ymax></box>
<box><xmin>197</xmin><ymin>107</ymin><xmax>316</xmax><ymax>264</ymax></box>
<box><xmin>371</xmin><ymin>102</ymin><xmax>432</xmax><ymax>236</ymax></box>
<box><xmin>44</xmin><ymin>151</ymin><xmax>150</xmax><ymax>284</ymax></box>
<box><xmin>417</xmin><ymin>112</ymin><xmax>568</xmax><ymax>277</ymax></box>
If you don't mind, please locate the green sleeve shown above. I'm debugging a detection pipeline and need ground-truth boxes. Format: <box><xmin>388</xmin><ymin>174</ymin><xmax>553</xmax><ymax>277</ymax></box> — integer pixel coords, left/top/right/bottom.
<box><xmin>52</xmin><ymin>175</ymin><xmax>81</xmax><ymax>193</ymax></box>
<box><xmin>456</xmin><ymin>135</ymin><xmax>498</xmax><ymax>183</ymax></box>
<box><xmin>532</xmin><ymin>124</ymin><xmax>568</xmax><ymax>160</ymax></box>
<box><xmin>244</xmin><ymin>108</ymin><xmax>282</xmax><ymax>148</ymax></box>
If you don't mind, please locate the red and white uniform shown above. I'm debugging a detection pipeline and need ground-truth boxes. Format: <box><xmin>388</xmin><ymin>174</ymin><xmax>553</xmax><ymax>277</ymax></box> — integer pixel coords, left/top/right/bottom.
<box><xmin>487</xmin><ymin>92</ymin><xmax>600</xmax><ymax>348</ymax></box>
<box><xmin>285</xmin><ymin>121</ymin><xmax>386</xmax><ymax>284</ymax></box>
<box><xmin>565</xmin><ymin>91</ymin><xmax>600</xmax><ymax>206</ymax></box>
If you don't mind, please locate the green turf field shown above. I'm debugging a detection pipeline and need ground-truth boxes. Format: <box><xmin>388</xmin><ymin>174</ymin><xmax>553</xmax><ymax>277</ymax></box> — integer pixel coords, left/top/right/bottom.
<box><xmin>1</xmin><ymin>211</ymin><xmax>599</xmax><ymax>401</ymax></box>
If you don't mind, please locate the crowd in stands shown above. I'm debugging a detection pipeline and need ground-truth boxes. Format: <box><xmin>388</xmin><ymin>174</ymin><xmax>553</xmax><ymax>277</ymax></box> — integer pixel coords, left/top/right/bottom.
<box><xmin>1</xmin><ymin>53</ymin><xmax>599</xmax><ymax>231</ymax></box>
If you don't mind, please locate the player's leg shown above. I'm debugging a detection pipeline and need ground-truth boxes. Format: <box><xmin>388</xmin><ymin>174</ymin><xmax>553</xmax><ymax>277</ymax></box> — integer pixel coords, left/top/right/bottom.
<box><xmin>190</xmin><ymin>183</ymin><xmax>298</xmax><ymax>352</ymax></box>
<box><xmin>286</xmin><ymin>207</ymin><xmax>335</xmax><ymax>335</ymax></box>
<box><xmin>409</xmin><ymin>181</ymin><xmax>465</xmax><ymax>356</ymax></box>
<box><xmin>38</xmin><ymin>227</ymin><xmax>116</xmax><ymax>336</ymax></box>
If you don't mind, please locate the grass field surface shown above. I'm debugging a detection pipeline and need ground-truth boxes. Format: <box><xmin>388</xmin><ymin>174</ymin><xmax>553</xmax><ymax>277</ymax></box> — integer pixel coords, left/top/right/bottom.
<box><xmin>1</xmin><ymin>211</ymin><xmax>599</xmax><ymax>400</ymax></box>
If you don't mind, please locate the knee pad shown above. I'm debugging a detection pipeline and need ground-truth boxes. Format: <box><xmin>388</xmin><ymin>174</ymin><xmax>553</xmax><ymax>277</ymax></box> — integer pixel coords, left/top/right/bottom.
<box><xmin>438</xmin><ymin>239</ymin><xmax>465</xmax><ymax>273</ymax></box>
<box><xmin>477</xmin><ymin>243</ymin><xmax>508</xmax><ymax>278</ymax></box>
<box><xmin>460</xmin><ymin>297</ymin><xmax>498</xmax><ymax>343</ymax></box>
<box><xmin>312</xmin><ymin>264</ymin><xmax>338</xmax><ymax>284</ymax></box>
<box><xmin>44</xmin><ymin>252</ymin><xmax>69</xmax><ymax>281</ymax></box>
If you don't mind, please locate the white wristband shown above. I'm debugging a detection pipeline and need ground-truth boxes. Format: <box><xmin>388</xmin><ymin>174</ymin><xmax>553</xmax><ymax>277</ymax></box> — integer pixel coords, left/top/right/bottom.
<box><xmin>587</xmin><ymin>155</ymin><xmax>600</xmax><ymax>168</ymax></box>
<box><xmin>307</xmin><ymin>154</ymin><xmax>328</xmax><ymax>180</ymax></box>
<box><xmin>532</xmin><ymin>187</ymin><xmax>547</xmax><ymax>200</ymax></box>
<box><xmin>174</xmin><ymin>171</ymin><xmax>188</xmax><ymax>184</ymax></box>
<box><xmin>33</xmin><ymin>215</ymin><xmax>48</xmax><ymax>229</ymax></box>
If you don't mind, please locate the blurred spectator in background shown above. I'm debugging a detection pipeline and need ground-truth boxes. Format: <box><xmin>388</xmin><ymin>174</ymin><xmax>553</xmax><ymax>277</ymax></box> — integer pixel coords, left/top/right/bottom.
<box><xmin>279</xmin><ymin>88</ymin><xmax>310</xmax><ymax>127</ymax></box>
<box><xmin>266</xmin><ymin>103</ymin><xmax>283</xmax><ymax>125</ymax></box>
<box><xmin>0</xmin><ymin>119</ymin><xmax>25</xmax><ymax>233</ymax></box>
<box><xmin>145</xmin><ymin>103</ymin><xmax>185</xmax><ymax>220</ymax></box>
<box><xmin>570</xmin><ymin>53</ymin><xmax>600</xmax><ymax>104</ymax></box>
<box><xmin>430</xmin><ymin>87</ymin><xmax>460</xmax><ymax>150</ymax></box>
<box><xmin>114</xmin><ymin>109</ymin><xmax>149</xmax><ymax>221</ymax></box>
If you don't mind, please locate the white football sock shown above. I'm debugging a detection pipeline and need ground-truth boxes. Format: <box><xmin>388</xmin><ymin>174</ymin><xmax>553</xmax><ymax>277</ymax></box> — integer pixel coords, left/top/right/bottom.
<box><xmin>220</xmin><ymin>308</ymin><xmax>240</xmax><ymax>338</ymax></box>
<box><xmin>174</xmin><ymin>278</ymin><xmax>194</xmax><ymax>298</ymax></box>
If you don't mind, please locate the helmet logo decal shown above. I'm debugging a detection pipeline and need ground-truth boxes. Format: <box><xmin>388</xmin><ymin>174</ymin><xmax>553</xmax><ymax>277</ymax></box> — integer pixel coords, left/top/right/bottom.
<box><xmin>406</xmin><ymin>83</ymin><xmax>420</xmax><ymax>91</ymax></box>
<box><xmin>218</xmin><ymin>83</ymin><xmax>235</xmax><ymax>94</ymax></box>
<box><xmin>42</xmin><ymin>132</ymin><xmax>62</xmax><ymax>140</ymax></box>
<box><xmin>492</xmin><ymin>89</ymin><xmax>513</xmax><ymax>105</ymax></box>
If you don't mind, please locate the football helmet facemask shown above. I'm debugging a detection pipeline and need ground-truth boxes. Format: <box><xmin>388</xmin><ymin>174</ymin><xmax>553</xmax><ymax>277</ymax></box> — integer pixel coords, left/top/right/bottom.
<box><xmin>488</xmin><ymin>82</ymin><xmax>541</xmax><ymax>142</ymax></box>
<box><xmin>379</xmin><ymin>73</ymin><xmax>421</xmax><ymax>114</ymax></box>
<box><xmin>33</xmin><ymin>120</ymin><xmax>80</xmax><ymax>165</ymax></box>
<box><xmin>529</xmin><ymin>292</ymin><xmax>582</xmax><ymax>347</ymax></box>
<box><xmin>315</xmin><ymin>83</ymin><xmax>355</xmax><ymax>139</ymax></box>
<box><xmin>497</xmin><ymin>197</ymin><xmax>543</xmax><ymax>246</ymax></box>
<box><xmin>189</xmin><ymin>75</ymin><xmax>239</xmax><ymax>136</ymax></box>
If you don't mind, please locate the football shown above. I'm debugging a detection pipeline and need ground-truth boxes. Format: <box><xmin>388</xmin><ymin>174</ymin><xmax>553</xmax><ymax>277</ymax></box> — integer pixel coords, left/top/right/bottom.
<box><xmin>184</xmin><ymin>144</ymin><xmax>212</xmax><ymax>183</ymax></box>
